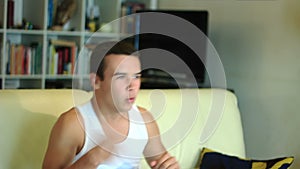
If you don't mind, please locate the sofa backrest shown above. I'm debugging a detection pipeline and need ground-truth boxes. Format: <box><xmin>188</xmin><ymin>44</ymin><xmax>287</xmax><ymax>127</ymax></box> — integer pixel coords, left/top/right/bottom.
<box><xmin>0</xmin><ymin>89</ymin><xmax>91</xmax><ymax>169</ymax></box>
<box><xmin>0</xmin><ymin>89</ymin><xmax>245</xmax><ymax>169</ymax></box>
<box><xmin>137</xmin><ymin>89</ymin><xmax>246</xmax><ymax>168</ymax></box>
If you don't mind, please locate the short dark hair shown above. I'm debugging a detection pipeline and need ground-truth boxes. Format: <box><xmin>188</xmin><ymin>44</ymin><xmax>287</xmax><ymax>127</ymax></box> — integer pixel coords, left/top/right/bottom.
<box><xmin>89</xmin><ymin>41</ymin><xmax>139</xmax><ymax>80</ymax></box>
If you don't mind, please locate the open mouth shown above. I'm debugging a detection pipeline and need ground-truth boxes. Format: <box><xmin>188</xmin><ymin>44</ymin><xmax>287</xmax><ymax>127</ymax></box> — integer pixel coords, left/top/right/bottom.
<box><xmin>128</xmin><ymin>97</ymin><xmax>135</xmax><ymax>103</ymax></box>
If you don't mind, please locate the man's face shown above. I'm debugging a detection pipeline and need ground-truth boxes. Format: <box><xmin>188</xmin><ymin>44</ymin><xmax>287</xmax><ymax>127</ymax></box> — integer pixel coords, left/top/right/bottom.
<box><xmin>99</xmin><ymin>54</ymin><xmax>141</xmax><ymax>112</ymax></box>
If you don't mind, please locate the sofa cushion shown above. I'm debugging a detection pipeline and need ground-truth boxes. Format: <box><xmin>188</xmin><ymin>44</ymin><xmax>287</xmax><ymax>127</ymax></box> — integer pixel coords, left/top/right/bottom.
<box><xmin>198</xmin><ymin>147</ymin><xmax>294</xmax><ymax>169</ymax></box>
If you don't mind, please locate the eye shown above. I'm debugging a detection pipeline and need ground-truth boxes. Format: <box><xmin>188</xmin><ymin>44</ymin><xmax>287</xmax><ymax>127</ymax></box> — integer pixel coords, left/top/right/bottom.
<box><xmin>133</xmin><ymin>74</ymin><xmax>142</xmax><ymax>79</ymax></box>
<box><xmin>116</xmin><ymin>75</ymin><xmax>126</xmax><ymax>79</ymax></box>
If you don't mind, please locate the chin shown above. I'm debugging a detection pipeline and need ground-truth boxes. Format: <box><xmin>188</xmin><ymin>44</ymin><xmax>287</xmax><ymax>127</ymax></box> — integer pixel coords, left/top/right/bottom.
<box><xmin>124</xmin><ymin>105</ymin><xmax>133</xmax><ymax>112</ymax></box>
<box><xmin>116</xmin><ymin>103</ymin><xmax>133</xmax><ymax>113</ymax></box>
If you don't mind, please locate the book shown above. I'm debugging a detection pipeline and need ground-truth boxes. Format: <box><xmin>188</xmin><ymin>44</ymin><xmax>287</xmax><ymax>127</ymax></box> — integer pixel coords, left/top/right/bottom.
<box><xmin>0</xmin><ymin>1</ymin><xmax>2</xmax><ymax>27</ymax></box>
<box><xmin>0</xmin><ymin>43</ymin><xmax>2</xmax><ymax>74</ymax></box>
<box><xmin>48</xmin><ymin>44</ymin><xmax>57</xmax><ymax>74</ymax></box>
<box><xmin>5</xmin><ymin>41</ymin><xmax>11</xmax><ymax>74</ymax></box>
<box><xmin>13</xmin><ymin>0</ymin><xmax>23</xmax><ymax>27</ymax></box>
<box><xmin>50</xmin><ymin>39</ymin><xmax>77</xmax><ymax>47</ymax></box>
<box><xmin>48</xmin><ymin>0</ymin><xmax>54</xmax><ymax>28</ymax></box>
<box><xmin>30</xmin><ymin>43</ymin><xmax>42</xmax><ymax>75</ymax></box>
<box><xmin>9</xmin><ymin>44</ymin><xmax>15</xmax><ymax>74</ymax></box>
<box><xmin>15</xmin><ymin>45</ymin><xmax>25</xmax><ymax>74</ymax></box>
<box><xmin>24</xmin><ymin>47</ymin><xmax>31</xmax><ymax>75</ymax></box>
<box><xmin>7</xmin><ymin>0</ymin><xmax>14</xmax><ymax>28</ymax></box>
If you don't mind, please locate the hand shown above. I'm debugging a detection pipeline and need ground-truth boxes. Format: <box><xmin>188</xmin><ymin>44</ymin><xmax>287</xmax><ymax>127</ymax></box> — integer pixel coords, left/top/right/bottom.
<box><xmin>150</xmin><ymin>153</ymin><xmax>180</xmax><ymax>169</ymax></box>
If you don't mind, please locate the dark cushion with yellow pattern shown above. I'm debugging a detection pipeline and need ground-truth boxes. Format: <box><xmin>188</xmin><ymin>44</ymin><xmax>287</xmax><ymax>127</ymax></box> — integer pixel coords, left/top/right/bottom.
<box><xmin>198</xmin><ymin>148</ymin><xmax>294</xmax><ymax>169</ymax></box>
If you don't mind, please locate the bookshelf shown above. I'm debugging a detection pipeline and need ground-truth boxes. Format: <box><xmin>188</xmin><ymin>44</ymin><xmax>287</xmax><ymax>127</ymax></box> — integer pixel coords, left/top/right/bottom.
<box><xmin>0</xmin><ymin>0</ymin><xmax>157</xmax><ymax>90</ymax></box>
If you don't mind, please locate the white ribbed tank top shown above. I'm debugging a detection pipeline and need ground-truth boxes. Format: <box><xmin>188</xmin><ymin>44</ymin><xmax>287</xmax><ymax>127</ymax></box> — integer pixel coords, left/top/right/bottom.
<box><xmin>73</xmin><ymin>101</ymin><xmax>148</xmax><ymax>169</ymax></box>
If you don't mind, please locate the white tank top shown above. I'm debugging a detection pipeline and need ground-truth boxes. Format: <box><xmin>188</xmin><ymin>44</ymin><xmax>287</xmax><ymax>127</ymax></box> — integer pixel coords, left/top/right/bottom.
<box><xmin>73</xmin><ymin>101</ymin><xmax>148</xmax><ymax>169</ymax></box>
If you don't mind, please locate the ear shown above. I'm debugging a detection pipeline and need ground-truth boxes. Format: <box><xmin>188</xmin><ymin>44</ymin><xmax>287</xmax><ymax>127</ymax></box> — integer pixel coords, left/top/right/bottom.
<box><xmin>90</xmin><ymin>73</ymin><xmax>101</xmax><ymax>90</ymax></box>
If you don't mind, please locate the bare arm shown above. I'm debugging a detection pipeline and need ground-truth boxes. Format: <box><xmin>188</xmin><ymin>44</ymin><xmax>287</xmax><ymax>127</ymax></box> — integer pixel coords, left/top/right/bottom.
<box><xmin>139</xmin><ymin>107</ymin><xmax>180</xmax><ymax>169</ymax></box>
<box><xmin>42</xmin><ymin>109</ymin><xmax>110</xmax><ymax>169</ymax></box>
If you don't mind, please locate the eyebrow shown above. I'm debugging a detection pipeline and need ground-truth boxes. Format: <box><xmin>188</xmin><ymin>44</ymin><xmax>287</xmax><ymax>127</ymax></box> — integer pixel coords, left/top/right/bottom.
<box><xmin>113</xmin><ymin>72</ymin><xmax>142</xmax><ymax>76</ymax></box>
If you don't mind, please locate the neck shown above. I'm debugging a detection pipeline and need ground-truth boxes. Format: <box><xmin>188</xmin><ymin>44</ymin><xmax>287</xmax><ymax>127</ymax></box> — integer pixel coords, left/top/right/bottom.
<box><xmin>91</xmin><ymin>95</ymin><xmax>128</xmax><ymax>120</ymax></box>
<box><xmin>91</xmin><ymin>95</ymin><xmax>130</xmax><ymax>143</ymax></box>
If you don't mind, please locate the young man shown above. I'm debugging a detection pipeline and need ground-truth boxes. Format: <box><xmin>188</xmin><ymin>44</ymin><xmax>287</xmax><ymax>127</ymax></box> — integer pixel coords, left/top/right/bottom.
<box><xmin>42</xmin><ymin>41</ymin><xmax>180</xmax><ymax>169</ymax></box>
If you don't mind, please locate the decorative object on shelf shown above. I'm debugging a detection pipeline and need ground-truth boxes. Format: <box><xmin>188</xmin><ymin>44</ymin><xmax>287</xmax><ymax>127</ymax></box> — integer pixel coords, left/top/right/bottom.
<box><xmin>52</xmin><ymin>0</ymin><xmax>77</xmax><ymax>31</ymax></box>
<box><xmin>22</xmin><ymin>19</ymin><xmax>34</xmax><ymax>30</ymax></box>
<box><xmin>100</xmin><ymin>22</ymin><xmax>113</xmax><ymax>33</ymax></box>
<box><xmin>85</xmin><ymin>0</ymin><xmax>100</xmax><ymax>32</ymax></box>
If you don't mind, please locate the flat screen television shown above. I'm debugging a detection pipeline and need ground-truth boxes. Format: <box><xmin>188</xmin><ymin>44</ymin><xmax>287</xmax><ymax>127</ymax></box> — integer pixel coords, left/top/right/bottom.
<box><xmin>131</xmin><ymin>10</ymin><xmax>209</xmax><ymax>88</ymax></box>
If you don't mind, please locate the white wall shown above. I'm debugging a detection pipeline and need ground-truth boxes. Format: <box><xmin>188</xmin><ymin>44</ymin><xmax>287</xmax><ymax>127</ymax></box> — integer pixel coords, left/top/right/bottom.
<box><xmin>159</xmin><ymin>0</ymin><xmax>300</xmax><ymax>168</ymax></box>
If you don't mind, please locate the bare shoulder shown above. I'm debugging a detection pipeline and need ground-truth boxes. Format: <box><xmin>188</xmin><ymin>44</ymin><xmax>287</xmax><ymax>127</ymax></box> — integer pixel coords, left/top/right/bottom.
<box><xmin>57</xmin><ymin>107</ymin><xmax>83</xmax><ymax>128</ymax></box>
<box><xmin>137</xmin><ymin>106</ymin><xmax>159</xmax><ymax>137</ymax></box>
<box><xmin>43</xmin><ymin>108</ymin><xmax>85</xmax><ymax>168</ymax></box>
<box><xmin>137</xmin><ymin>106</ymin><xmax>155</xmax><ymax>123</ymax></box>
<box><xmin>137</xmin><ymin>106</ymin><xmax>166</xmax><ymax>161</ymax></box>
<box><xmin>53</xmin><ymin>108</ymin><xmax>82</xmax><ymax>134</ymax></box>
<box><xmin>49</xmin><ymin>107</ymin><xmax>85</xmax><ymax>152</ymax></box>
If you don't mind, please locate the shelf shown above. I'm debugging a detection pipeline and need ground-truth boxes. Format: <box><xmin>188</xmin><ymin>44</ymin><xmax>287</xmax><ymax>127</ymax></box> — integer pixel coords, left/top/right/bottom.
<box><xmin>5</xmin><ymin>74</ymin><xmax>89</xmax><ymax>80</ymax></box>
<box><xmin>5</xmin><ymin>75</ymin><xmax>43</xmax><ymax>79</ymax></box>
<box><xmin>6</xmin><ymin>29</ymin><xmax>44</xmax><ymax>35</ymax></box>
<box><xmin>0</xmin><ymin>0</ymin><xmax>157</xmax><ymax>90</ymax></box>
<box><xmin>84</xmin><ymin>32</ymin><xmax>122</xmax><ymax>38</ymax></box>
<box><xmin>47</xmin><ymin>30</ymin><xmax>83</xmax><ymax>36</ymax></box>
<box><xmin>45</xmin><ymin>74</ymin><xmax>79</xmax><ymax>79</ymax></box>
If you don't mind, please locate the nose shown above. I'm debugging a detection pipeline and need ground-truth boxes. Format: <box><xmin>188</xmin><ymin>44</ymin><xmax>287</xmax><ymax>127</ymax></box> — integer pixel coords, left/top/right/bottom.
<box><xmin>127</xmin><ymin>76</ymin><xmax>140</xmax><ymax>91</ymax></box>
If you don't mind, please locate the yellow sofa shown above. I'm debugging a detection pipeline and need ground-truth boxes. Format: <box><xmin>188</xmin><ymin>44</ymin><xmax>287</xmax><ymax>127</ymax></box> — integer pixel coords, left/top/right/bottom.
<box><xmin>0</xmin><ymin>88</ymin><xmax>245</xmax><ymax>169</ymax></box>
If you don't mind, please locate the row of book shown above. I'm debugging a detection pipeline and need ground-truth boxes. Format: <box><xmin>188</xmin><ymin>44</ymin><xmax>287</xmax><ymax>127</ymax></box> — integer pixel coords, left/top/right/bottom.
<box><xmin>47</xmin><ymin>39</ymin><xmax>78</xmax><ymax>75</ymax></box>
<box><xmin>121</xmin><ymin>1</ymin><xmax>145</xmax><ymax>17</ymax></box>
<box><xmin>120</xmin><ymin>1</ymin><xmax>145</xmax><ymax>34</ymax></box>
<box><xmin>4</xmin><ymin>39</ymin><xmax>91</xmax><ymax>76</ymax></box>
<box><xmin>47</xmin><ymin>39</ymin><xmax>96</xmax><ymax>76</ymax></box>
<box><xmin>5</xmin><ymin>42</ymin><xmax>42</xmax><ymax>75</ymax></box>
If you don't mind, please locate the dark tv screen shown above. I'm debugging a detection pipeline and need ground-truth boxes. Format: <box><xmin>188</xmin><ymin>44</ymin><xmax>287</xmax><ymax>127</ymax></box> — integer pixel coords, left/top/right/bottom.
<box><xmin>134</xmin><ymin>10</ymin><xmax>209</xmax><ymax>88</ymax></box>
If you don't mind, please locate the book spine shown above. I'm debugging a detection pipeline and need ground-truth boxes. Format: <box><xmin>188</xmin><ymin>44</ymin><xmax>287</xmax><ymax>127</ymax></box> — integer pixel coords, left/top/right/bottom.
<box><xmin>57</xmin><ymin>49</ymin><xmax>63</xmax><ymax>74</ymax></box>
<box><xmin>48</xmin><ymin>0</ymin><xmax>53</xmax><ymax>28</ymax></box>
<box><xmin>31</xmin><ymin>47</ymin><xmax>36</xmax><ymax>74</ymax></box>
<box><xmin>35</xmin><ymin>44</ymin><xmax>42</xmax><ymax>74</ymax></box>
<box><xmin>25</xmin><ymin>47</ymin><xmax>31</xmax><ymax>75</ymax></box>
<box><xmin>10</xmin><ymin>44</ymin><xmax>15</xmax><ymax>74</ymax></box>
<box><xmin>7</xmin><ymin>0</ymin><xmax>14</xmax><ymax>28</ymax></box>
<box><xmin>63</xmin><ymin>47</ymin><xmax>69</xmax><ymax>74</ymax></box>
<box><xmin>16</xmin><ymin>45</ymin><xmax>24</xmax><ymax>75</ymax></box>
<box><xmin>5</xmin><ymin>41</ymin><xmax>11</xmax><ymax>74</ymax></box>
<box><xmin>13</xmin><ymin>0</ymin><xmax>23</xmax><ymax>27</ymax></box>
<box><xmin>23</xmin><ymin>47</ymin><xmax>28</xmax><ymax>74</ymax></box>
